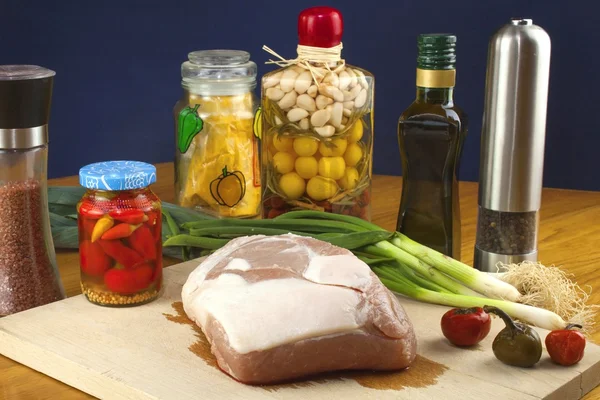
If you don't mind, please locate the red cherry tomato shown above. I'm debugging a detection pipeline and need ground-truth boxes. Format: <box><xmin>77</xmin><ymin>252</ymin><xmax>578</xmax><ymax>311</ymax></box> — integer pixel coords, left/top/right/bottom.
<box><xmin>270</xmin><ymin>196</ymin><xmax>286</xmax><ymax>209</ymax></box>
<box><xmin>441</xmin><ymin>307</ymin><xmax>491</xmax><ymax>347</ymax></box>
<box><xmin>315</xmin><ymin>200</ymin><xmax>332</xmax><ymax>213</ymax></box>
<box><xmin>267</xmin><ymin>208</ymin><xmax>286</xmax><ymax>219</ymax></box>
<box><xmin>545</xmin><ymin>324</ymin><xmax>586</xmax><ymax>366</ymax></box>
<box><xmin>360</xmin><ymin>190</ymin><xmax>371</xmax><ymax>206</ymax></box>
<box><xmin>80</xmin><ymin>240</ymin><xmax>113</xmax><ymax>277</ymax></box>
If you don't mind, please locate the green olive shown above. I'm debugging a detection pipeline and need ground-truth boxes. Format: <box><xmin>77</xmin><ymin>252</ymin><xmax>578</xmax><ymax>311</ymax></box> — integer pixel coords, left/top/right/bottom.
<box><xmin>483</xmin><ymin>306</ymin><xmax>542</xmax><ymax>368</ymax></box>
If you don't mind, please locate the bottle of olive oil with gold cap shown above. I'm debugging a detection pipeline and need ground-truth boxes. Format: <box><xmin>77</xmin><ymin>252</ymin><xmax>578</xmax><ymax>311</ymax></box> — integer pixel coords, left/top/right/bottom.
<box><xmin>396</xmin><ymin>34</ymin><xmax>468</xmax><ymax>258</ymax></box>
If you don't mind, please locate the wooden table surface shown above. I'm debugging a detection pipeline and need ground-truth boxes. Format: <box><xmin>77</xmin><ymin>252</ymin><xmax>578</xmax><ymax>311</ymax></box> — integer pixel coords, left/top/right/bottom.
<box><xmin>2</xmin><ymin>162</ymin><xmax>600</xmax><ymax>400</ymax></box>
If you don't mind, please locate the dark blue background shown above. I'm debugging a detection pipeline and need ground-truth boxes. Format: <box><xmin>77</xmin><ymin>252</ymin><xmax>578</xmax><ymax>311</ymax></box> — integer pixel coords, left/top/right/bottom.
<box><xmin>2</xmin><ymin>1</ymin><xmax>598</xmax><ymax>190</ymax></box>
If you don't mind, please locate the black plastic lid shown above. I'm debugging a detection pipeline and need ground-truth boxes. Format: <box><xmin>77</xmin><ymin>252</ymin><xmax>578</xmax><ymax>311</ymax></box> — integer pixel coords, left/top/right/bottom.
<box><xmin>417</xmin><ymin>34</ymin><xmax>456</xmax><ymax>70</ymax></box>
<box><xmin>0</xmin><ymin>65</ymin><xmax>55</xmax><ymax>129</ymax></box>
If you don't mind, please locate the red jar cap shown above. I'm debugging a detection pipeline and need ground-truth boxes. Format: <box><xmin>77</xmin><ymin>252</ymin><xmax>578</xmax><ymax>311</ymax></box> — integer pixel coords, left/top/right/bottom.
<box><xmin>298</xmin><ymin>7</ymin><xmax>343</xmax><ymax>48</ymax></box>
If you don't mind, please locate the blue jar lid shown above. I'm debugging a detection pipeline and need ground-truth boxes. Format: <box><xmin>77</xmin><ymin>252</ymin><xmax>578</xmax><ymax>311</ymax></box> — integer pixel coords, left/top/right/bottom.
<box><xmin>79</xmin><ymin>161</ymin><xmax>157</xmax><ymax>191</ymax></box>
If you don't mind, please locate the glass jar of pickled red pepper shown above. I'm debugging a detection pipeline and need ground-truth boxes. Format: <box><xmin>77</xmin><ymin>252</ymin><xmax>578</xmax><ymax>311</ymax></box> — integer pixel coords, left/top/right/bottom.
<box><xmin>77</xmin><ymin>161</ymin><xmax>162</xmax><ymax>307</ymax></box>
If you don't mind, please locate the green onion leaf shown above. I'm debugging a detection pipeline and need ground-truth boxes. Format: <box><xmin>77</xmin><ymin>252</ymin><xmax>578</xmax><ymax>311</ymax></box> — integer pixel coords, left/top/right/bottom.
<box><xmin>164</xmin><ymin>234</ymin><xmax>229</xmax><ymax>250</ymax></box>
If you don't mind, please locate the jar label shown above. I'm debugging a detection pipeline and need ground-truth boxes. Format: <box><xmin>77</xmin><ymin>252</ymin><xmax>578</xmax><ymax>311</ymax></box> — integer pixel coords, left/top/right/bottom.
<box><xmin>252</xmin><ymin>107</ymin><xmax>262</xmax><ymax>140</ymax></box>
<box><xmin>177</xmin><ymin>95</ymin><xmax>261</xmax><ymax>217</ymax></box>
<box><xmin>177</xmin><ymin>104</ymin><xmax>204</xmax><ymax>154</ymax></box>
<box><xmin>252</xmin><ymin>107</ymin><xmax>262</xmax><ymax>188</ymax></box>
<box><xmin>209</xmin><ymin>166</ymin><xmax>247</xmax><ymax>208</ymax></box>
<box><xmin>253</xmin><ymin>137</ymin><xmax>261</xmax><ymax>188</ymax></box>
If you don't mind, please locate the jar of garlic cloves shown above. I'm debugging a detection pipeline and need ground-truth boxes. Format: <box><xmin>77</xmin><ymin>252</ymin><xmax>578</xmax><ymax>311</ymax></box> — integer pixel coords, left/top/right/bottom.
<box><xmin>260</xmin><ymin>7</ymin><xmax>374</xmax><ymax>220</ymax></box>
<box><xmin>174</xmin><ymin>50</ymin><xmax>261</xmax><ymax>218</ymax></box>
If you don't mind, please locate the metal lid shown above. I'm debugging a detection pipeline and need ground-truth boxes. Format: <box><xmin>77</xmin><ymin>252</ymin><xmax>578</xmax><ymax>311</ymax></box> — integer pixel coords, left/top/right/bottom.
<box><xmin>0</xmin><ymin>65</ymin><xmax>55</xmax><ymax>149</ymax></box>
<box><xmin>79</xmin><ymin>161</ymin><xmax>157</xmax><ymax>191</ymax></box>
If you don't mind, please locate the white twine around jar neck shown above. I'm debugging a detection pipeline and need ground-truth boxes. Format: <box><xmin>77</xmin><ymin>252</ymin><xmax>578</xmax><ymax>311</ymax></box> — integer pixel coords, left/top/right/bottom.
<box><xmin>262</xmin><ymin>43</ymin><xmax>345</xmax><ymax>81</ymax></box>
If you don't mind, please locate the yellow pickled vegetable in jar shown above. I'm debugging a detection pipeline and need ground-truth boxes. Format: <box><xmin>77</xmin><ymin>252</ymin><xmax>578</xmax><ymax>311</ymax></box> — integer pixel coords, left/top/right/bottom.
<box><xmin>306</xmin><ymin>176</ymin><xmax>338</xmax><ymax>201</ymax></box>
<box><xmin>318</xmin><ymin>156</ymin><xmax>346</xmax><ymax>180</ymax></box>
<box><xmin>344</xmin><ymin>142</ymin><xmax>363</xmax><ymax>167</ymax></box>
<box><xmin>319</xmin><ymin>138</ymin><xmax>348</xmax><ymax>157</ymax></box>
<box><xmin>348</xmin><ymin>120</ymin><xmax>364</xmax><ymax>143</ymax></box>
<box><xmin>273</xmin><ymin>134</ymin><xmax>294</xmax><ymax>152</ymax></box>
<box><xmin>293</xmin><ymin>137</ymin><xmax>319</xmax><ymax>157</ymax></box>
<box><xmin>273</xmin><ymin>152</ymin><xmax>296</xmax><ymax>174</ymax></box>
<box><xmin>279</xmin><ymin>172</ymin><xmax>306</xmax><ymax>200</ymax></box>
<box><xmin>174</xmin><ymin>50</ymin><xmax>260</xmax><ymax>218</ymax></box>
<box><xmin>338</xmin><ymin>167</ymin><xmax>360</xmax><ymax>190</ymax></box>
<box><xmin>295</xmin><ymin>156</ymin><xmax>318</xmax><ymax>179</ymax></box>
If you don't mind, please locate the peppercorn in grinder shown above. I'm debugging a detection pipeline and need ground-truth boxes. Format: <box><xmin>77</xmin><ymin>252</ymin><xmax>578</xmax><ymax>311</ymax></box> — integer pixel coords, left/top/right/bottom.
<box><xmin>474</xmin><ymin>19</ymin><xmax>551</xmax><ymax>272</ymax></box>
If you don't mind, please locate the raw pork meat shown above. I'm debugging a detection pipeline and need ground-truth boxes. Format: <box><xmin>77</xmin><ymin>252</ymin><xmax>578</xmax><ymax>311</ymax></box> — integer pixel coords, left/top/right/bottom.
<box><xmin>181</xmin><ymin>234</ymin><xmax>417</xmax><ymax>384</ymax></box>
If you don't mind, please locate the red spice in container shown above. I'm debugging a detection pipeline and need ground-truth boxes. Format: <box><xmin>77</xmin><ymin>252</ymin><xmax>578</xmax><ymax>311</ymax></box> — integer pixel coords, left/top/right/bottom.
<box><xmin>78</xmin><ymin>161</ymin><xmax>162</xmax><ymax>307</ymax></box>
<box><xmin>0</xmin><ymin>179</ymin><xmax>65</xmax><ymax>315</ymax></box>
<box><xmin>0</xmin><ymin>65</ymin><xmax>65</xmax><ymax>315</ymax></box>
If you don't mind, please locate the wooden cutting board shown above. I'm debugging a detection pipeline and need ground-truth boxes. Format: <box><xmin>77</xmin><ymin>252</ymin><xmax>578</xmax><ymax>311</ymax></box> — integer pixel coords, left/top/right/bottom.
<box><xmin>1</xmin><ymin>259</ymin><xmax>600</xmax><ymax>400</ymax></box>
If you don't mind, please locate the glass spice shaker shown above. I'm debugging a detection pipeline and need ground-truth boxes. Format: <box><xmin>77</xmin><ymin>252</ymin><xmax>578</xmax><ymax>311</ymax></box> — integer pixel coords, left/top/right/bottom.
<box><xmin>0</xmin><ymin>65</ymin><xmax>65</xmax><ymax>316</ymax></box>
<box><xmin>173</xmin><ymin>50</ymin><xmax>261</xmax><ymax>219</ymax></box>
<box><xmin>474</xmin><ymin>19</ymin><xmax>551</xmax><ymax>272</ymax></box>
<box><xmin>260</xmin><ymin>6</ymin><xmax>374</xmax><ymax>220</ymax></box>
<box><xmin>77</xmin><ymin>161</ymin><xmax>162</xmax><ymax>307</ymax></box>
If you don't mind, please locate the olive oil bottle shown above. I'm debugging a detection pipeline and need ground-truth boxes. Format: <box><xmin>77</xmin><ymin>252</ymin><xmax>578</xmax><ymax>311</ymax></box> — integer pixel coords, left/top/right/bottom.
<box><xmin>396</xmin><ymin>34</ymin><xmax>467</xmax><ymax>258</ymax></box>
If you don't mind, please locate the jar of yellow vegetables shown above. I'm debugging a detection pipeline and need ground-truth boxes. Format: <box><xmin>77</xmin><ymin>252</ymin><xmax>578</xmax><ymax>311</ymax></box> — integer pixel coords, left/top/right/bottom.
<box><xmin>259</xmin><ymin>7</ymin><xmax>374</xmax><ymax>221</ymax></box>
<box><xmin>174</xmin><ymin>50</ymin><xmax>261</xmax><ymax>218</ymax></box>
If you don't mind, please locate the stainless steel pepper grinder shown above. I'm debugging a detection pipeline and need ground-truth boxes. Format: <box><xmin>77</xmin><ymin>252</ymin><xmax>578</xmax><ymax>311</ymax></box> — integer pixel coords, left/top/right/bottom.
<box><xmin>474</xmin><ymin>19</ymin><xmax>551</xmax><ymax>272</ymax></box>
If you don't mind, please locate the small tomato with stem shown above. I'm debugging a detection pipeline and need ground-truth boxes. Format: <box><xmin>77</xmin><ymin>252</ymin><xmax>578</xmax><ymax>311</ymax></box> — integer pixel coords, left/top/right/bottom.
<box><xmin>441</xmin><ymin>307</ymin><xmax>492</xmax><ymax>346</ymax></box>
<box><xmin>545</xmin><ymin>324</ymin><xmax>586</xmax><ymax>366</ymax></box>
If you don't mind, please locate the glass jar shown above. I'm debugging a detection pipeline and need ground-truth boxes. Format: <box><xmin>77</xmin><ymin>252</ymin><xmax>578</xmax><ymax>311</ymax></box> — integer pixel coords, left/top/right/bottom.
<box><xmin>77</xmin><ymin>161</ymin><xmax>162</xmax><ymax>307</ymax></box>
<box><xmin>174</xmin><ymin>50</ymin><xmax>261</xmax><ymax>218</ymax></box>
<box><xmin>260</xmin><ymin>7</ymin><xmax>374</xmax><ymax>220</ymax></box>
<box><xmin>0</xmin><ymin>65</ymin><xmax>65</xmax><ymax>316</ymax></box>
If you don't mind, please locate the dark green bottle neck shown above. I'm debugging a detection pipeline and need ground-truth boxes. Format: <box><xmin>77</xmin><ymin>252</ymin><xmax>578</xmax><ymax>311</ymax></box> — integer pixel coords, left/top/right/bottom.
<box><xmin>416</xmin><ymin>87</ymin><xmax>454</xmax><ymax>105</ymax></box>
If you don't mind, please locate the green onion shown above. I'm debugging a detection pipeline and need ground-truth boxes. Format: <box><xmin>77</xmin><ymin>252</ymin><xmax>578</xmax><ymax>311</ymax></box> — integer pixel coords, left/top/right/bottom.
<box><xmin>163</xmin><ymin>209</ymin><xmax>191</xmax><ymax>260</ymax></box>
<box><xmin>315</xmin><ymin>233</ymin><xmax>345</xmax><ymax>240</ymax></box>
<box><xmin>374</xmin><ymin>270</ymin><xmax>567</xmax><ymax>331</ymax></box>
<box><xmin>162</xmin><ymin>209</ymin><xmax>180</xmax><ymax>237</ymax></box>
<box><xmin>189</xmin><ymin>226</ymin><xmax>308</xmax><ymax>237</ymax></box>
<box><xmin>365</xmin><ymin>243</ymin><xmax>484</xmax><ymax>297</ymax></box>
<box><xmin>275</xmin><ymin>210</ymin><xmax>383</xmax><ymax>232</ymax></box>
<box><xmin>378</xmin><ymin>264</ymin><xmax>451</xmax><ymax>294</ymax></box>
<box><xmin>181</xmin><ymin>218</ymin><xmax>364</xmax><ymax>233</ymax></box>
<box><xmin>49</xmin><ymin>203</ymin><xmax>78</xmax><ymax>216</ymax></box>
<box><xmin>391</xmin><ymin>234</ymin><xmax>521</xmax><ymax>302</ymax></box>
<box><xmin>319</xmin><ymin>230</ymin><xmax>393</xmax><ymax>250</ymax></box>
<box><xmin>49</xmin><ymin>212</ymin><xmax>77</xmax><ymax>227</ymax></box>
<box><xmin>355</xmin><ymin>253</ymin><xmax>396</xmax><ymax>266</ymax></box>
<box><xmin>163</xmin><ymin>234</ymin><xmax>229</xmax><ymax>250</ymax></box>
